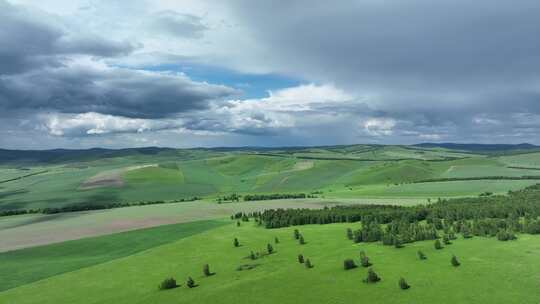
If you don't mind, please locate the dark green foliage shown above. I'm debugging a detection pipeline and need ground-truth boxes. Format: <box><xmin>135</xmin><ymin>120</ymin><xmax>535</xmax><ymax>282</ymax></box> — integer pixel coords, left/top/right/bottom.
<box><xmin>203</xmin><ymin>264</ymin><xmax>213</xmax><ymax>276</ymax></box>
<box><xmin>451</xmin><ymin>255</ymin><xmax>461</xmax><ymax>267</ymax></box>
<box><xmin>241</xmin><ymin>214</ymin><xmax>249</xmax><ymax>222</ymax></box>
<box><xmin>343</xmin><ymin>259</ymin><xmax>357</xmax><ymax>270</ymax></box>
<box><xmin>360</xmin><ymin>251</ymin><xmax>372</xmax><ymax>267</ymax></box>
<box><xmin>434</xmin><ymin>239</ymin><xmax>443</xmax><ymax>250</ymax></box>
<box><xmin>249</xmin><ymin>251</ymin><xmax>256</xmax><ymax>260</ymax></box>
<box><xmin>298</xmin><ymin>254</ymin><xmax>305</xmax><ymax>264</ymax></box>
<box><xmin>443</xmin><ymin>234</ymin><xmax>452</xmax><ymax>245</ymax></box>
<box><xmin>243</xmin><ymin>193</ymin><xmax>306</xmax><ymax>201</ymax></box>
<box><xmin>496</xmin><ymin>230</ymin><xmax>517</xmax><ymax>241</ymax></box>
<box><xmin>186</xmin><ymin>277</ymin><xmax>196</xmax><ymax>288</ymax></box>
<box><xmin>417</xmin><ymin>250</ymin><xmax>427</xmax><ymax>260</ymax></box>
<box><xmin>274</xmin><ymin>237</ymin><xmax>280</xmax><ymax>244</ymax></box>
<box><xmin>234</xmin><ymin>238</ymin><xmax>240</xmax><ymax>247</ymax></box>
<box><xmin>294</xmin><ymin>229</ymin><xmax>300</xmax><ymax>240</ymax></box>
<box><xmin>267</xmin><ymin>243</ymin><xmax>274</xmax><ymax>254</ymax></box>
<box><xmin>299</xmin><ymin>235</ymin><xmax>306</xmax><ymax>245</ymax></box>
<box><xmin>363</xmin><ymin>268</ymin><xmax>381</xmax><ymax>283</ymax></box>
<box><xmin>399</xmin><ymin>277</ymin><xmax>410</xmax><ymax>290</ymax></box>
<box><xmin>305</xmin><ymin>258</ymin><xmax>313</xmax><ymax>268</ymax></box>
<box><xmin>394</xmin><ymin>237</ymin><xmax>404</xmax><ymax>248</ymax></box>
<box><xmin>236</xmin><ymin>221</ymin><xmax>241</xmax><ymax>227</ymax></box>
<box><xmin>346</xmin><ymin>228</ymin><xmax>354</xmax><ymax>240</ymax></box>
<box><xmin>158</xmin><ymin>278</ymin><xmax>177</xmax><ymax>290</ymax></box>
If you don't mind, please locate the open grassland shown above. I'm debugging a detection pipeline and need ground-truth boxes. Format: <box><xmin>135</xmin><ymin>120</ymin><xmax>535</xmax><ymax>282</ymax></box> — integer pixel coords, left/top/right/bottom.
<box><xmin>2</xmin><ymin>146</ymin><xmax>540</xmax><ymax>212</ymax></box>
<box><xmin>0</xmin><ymin>198</ymin><xmax>421</xmax><ymax>252</ymax></box>
<box><xmin>0</xmin><ymin>220</ymin><xmax>227</xmax><ymax>292</ymax></box>
<box><xmin>1</xmin><ymin>222</ymin><xmax>539</xmax><ymax>304</ymax></box>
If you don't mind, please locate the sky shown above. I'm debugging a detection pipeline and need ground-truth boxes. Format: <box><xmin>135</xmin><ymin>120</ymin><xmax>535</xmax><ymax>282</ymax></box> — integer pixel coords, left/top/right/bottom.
<box><xmin>1</xmin><ymin>0</ymin><xmax>540</xmax><ymax>149</ymax></box>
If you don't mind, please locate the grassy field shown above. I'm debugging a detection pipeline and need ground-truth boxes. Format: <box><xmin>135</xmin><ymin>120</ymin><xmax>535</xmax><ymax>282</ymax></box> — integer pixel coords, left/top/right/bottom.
<box><xmin>1</xmin><ymin>221</ymin><xmax>538</xmax><ymax>303</ymax></box>
<box><xmin>0</xmin><ymin>198</ymin><xmax>422</xmax><ymax>252</ymax></box>
<box><xmin>0</xmin><ymin>219</ymin><xmax>227</xmax><ymax>292</ymax></box>
<box><xmin>3</xmin><ymin>147</ymin><xmax>540</xmax><ymax>211</ymax></box>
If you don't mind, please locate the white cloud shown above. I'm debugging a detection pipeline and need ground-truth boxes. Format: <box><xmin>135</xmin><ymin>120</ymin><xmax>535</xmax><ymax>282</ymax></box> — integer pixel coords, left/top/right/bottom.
<box><xmin>43</xmin><ymin>112</ymin><xmax>183</xmax><ymax>136</ymax></box>
<box><xmin>363</xmin><ymin>118</ymin><xmax>397</xmax><ymax>136</ymax></box>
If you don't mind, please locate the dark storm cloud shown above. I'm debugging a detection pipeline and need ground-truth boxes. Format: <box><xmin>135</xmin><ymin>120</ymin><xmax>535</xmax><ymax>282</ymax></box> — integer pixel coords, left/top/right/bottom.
<box><xmin>222</xmin><ymin>0</ymin><xmax>540</xmax><ymax>143</ymax></box>
<box><xmin>0</xmin><ymin>65</ymin><xmax>239</xmax><ymax>118</ymax></box>
<box><xmin>148</xmin><ymin>11</ymin><xmax>209</xmax><ymax>39</ymax></box>
<box><xmin>0</xmin><ymin>0</ymin><xmax>134</xmax><ymax>75</ymax></box>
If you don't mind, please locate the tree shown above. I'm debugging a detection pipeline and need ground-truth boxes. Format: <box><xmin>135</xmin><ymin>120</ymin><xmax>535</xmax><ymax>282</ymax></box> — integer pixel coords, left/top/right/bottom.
<box><xmin>298</xmin><ymin>254</ymin><xmax>305</xmax><ymax>264</ymax></box>
<box><xmin>451</xmin><ymin>255</ymin><xmax>460</xmax><ymax>267</ymax></box>
<box><xmin>250</xmin><ymin>251</ymin><xmax>256</xmax><ymax>260</ymax></box>
<box><xmin>346</xmin><ymin>228</ymin><xmax>354</xmax><ymax>240</ymax></box>
<box><xmin>398</xmin><ymin>277</ymin><xmax>410</xmax><ymax>290</ymax></box>
<box><xmin>203</xmin><ymin>264</ymin><xmax>213</xmax><ymax>276</ymax></box>
<box><xmin>363</xmin><ymin>268</ymin><xmax>381</xmax><ymax>283</ymax></box>
<box><xmin>267</xmin><ymin>243</ymin><xmax>274</xmax><ymax>254</ymax></box>
<box><xmin>305</xmin><ymin>258</ymin><xmax>313</xmax><ymax>268</ymax></box>
<box><xmin>360</xmin><ymin>251</ymin><xmax>372</xmax><ymax>267</ymax></box>
<box><xmin>434</xmin><ymin>239</ymin><xmax>443</xmax><ymax>250</ymax></box>
<box><xmin>343</xmin><ymin>259</ymin><xmax>357</xmax><ymax>270</ymax></box>
<box><xmin>417</xmin><ymin>250</ymin><xmax>427</xmax><ymax>260</ymax></box>
<box><xmin>294</xmin><ymin>229</ymin><xmax>300</xmax><ymax>240</ymax></box>
<box><xmin>158</xmin><ymin>278</ymin><xmax>177</xmax><ymax>290</ymax></box>
<box><xmin>236</xmin><ymin>221</ymin><xmax>241</xmax><ymax>227</ymax></box>
<box><xmin>443</xmin><ymin>234</ymin><xmax>451</xmax><ymax>245</ymax></box>
<box><xmin>234</xmin><ymin>238</ymin><xmax>240</xmax><ymax>247</ymax></box>
<box><xmin>275</xmin><ymin>237</ymin><xmax>280</xmax><ymax>244</ymax></box>
<box><xmin>299</xmin><ymin>235</ymin><xmax>306</xmax><ymax>245</ymax></box>
<box><xmin>186</xmin><ymin>277</ymin><xmax>196</xmax><ymax>288</ymax></box>
<box><xmin>394</xmin><ymin>237</ymin><xmax>404</xmax><ymax>248</ymax></box>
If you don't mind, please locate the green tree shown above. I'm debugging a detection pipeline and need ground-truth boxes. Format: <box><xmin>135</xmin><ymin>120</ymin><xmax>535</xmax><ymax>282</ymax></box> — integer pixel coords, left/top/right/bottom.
<box><xmin>298</xmin><ymin>254</ymin><xmax>305</xmax><ymax>264</ymax></box>
<box><xmin>417</xmin><ymin>250</ymin><xmax>427</xmax><ymax>260</ymax></box>
<box><xmin>364</xmin><ymin>268</ymin><xmax>381</xmax><ymax>283</ymax></box>
<box><xmin>398</xmin><ymin>277</ymin><xmax>410</xmax><ymax>290</ymax></box>
<box><xmin>443</xmin><ymin>234</ymin><xmax>451</xmax><ymax>245</ymax></box>
<box><xmin>275</xmin><ymin>237</ymin><xmax>280</xmax><ymax>244</ymax></box>
<box><xmin>186</xmin><ymin>277</ymin><xmax>196</xmax><ymax>288</ymax></box>
<box><xmin>299</xmin><ymin>235</ymin><xmax>306</xmax><ymax>245</ymax></box>
<box><xmin>250</xmin><ymin>251</ymin><xmax>256</xmax><ymax>260</ymax></box>
<box><xmin>360</xmin><ymin>251</ymin><xmax>372</xmax><ymax>267</ymax></box>
<box><xmin>305</xmin><ymin>258</ymin><xmax>314</xmax><ymax>268</ymax></box>
<box><xmin>203</xmin><ymin>264</ymin><xmax>212</xmax><ymax>276</ymax></box>
<box><xmin>346</xmin><ymin>228</ymin><xmax>354</xmax><ymax>240</ymax></box>
<box><xmin>236</xmin><ymin>221</ymin><xmax>241</xmax><ymax>227</ymax></box>
<box><xmin>294</xmin><ymin>229</ymin><xmax>300</xmax><ymax>240</ymax></box>
<box><xmin>158</xmin><ymin>278</ymin><xmax>177</xmax><ymax>290</ymax></box>
<box><xmin>451</xmin><ymin>255</ymin><xmax>461</xmax><ymax>267</ymax></box>
<box><xmin>234</xmin><ymin>238</ymin><xmax>240</xmax><ymax>247</ymax></box>
<box><xmin>343</xmin><ymin>259</ymin><xmax>357</xmax><ymax>270</ymax></box>
<box><xmin>434</xmin><ymin>239</ymin><xmax>443</xmax><ymax>250</ymax></box>
<box><xmin>267</xmin><ymin>243</ymin><xmax>274</xmax><ymax>254</ymax></box>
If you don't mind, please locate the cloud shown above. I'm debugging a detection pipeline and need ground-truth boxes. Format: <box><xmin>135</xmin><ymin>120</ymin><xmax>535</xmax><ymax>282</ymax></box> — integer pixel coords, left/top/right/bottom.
<box><xmin>363</xmin><ymin>118</ymin><xmax>397</xmax><ymax>136</ymax></box>
<box><xmin>148</xmin><ymin>11</ymin><xmax>208</xmax><ymax>39</ymax></box>
<box><xmin>42</xmin><ymin>112</ymin><xmax>184</xmax><ymax>137</ymax></box>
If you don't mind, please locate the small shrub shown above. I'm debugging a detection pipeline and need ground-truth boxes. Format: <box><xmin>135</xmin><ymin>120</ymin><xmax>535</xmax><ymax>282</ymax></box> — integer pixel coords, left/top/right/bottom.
<box><xmin>346</xmin><ymin>228</ymin><xmax>354</xmax><ymax>240</ymax></box>
<box><xmin>451</xmin><ymin>255</ymin><xmax>461</xmax><ymax>267</ymax></box>
<box><xmin>275</xmin><ymin>237</ymin><xmax>280</xmax><ymax>244</ymax></box>
<box><xmin>417</xmin><ymin>250</ymin><xmax>427</xmax><ymax>260</ymax></box>
<box><xmin>158</xmin><ymin>278</ymin><xmax>177</xmax><ymax>290</ymax></box>
<box><xmin>234</xmin><ymin>238</ymin><xmax>240</xmax><ymax>247</ymax></box>
<box><xmin>434</xmin><ymin>239</ymin><xmax>443</xmax><ymax>250</ymax></box>
<box><xmin>267</xmin><ymin>243</ymin><xmax>274</xmax><ymax>254</ymax></box>
<box><xmin>443</xmin><ymin>234</ymin><xmax>451</xmax><ymax>245</ymax></box>
<box><xmin>236</xmin><ymin>221</ymin><xmax>241</xmax><ymax>227</ymax></box>
<box><xmin>298</xmin><ymin>254</ymin><xmax>305</xmax><ymax>264</ymax></box>
<box><xmin>294</xmin><ymin>229</ymin><xmax>300</xmax><ymax>240</ymax></box>
<box><xmin>363</xmin><ymin>268</ymin><xmax>381</xmax><ymax>283</ymax></box>
<box><xmin>399</xmin><ymin>277</ymin><xmax>410</xmax><ymax>290</ymax></box>
<box><xmin>360</xmin><ymin>251</ymin><xmax>372</xmax><ymax>267</ymax></box>
<box><xmin>305</xmin><ymin>258</ymin><xmax>314</xmax><ymax>268</ymax></box>
<box><xmin>249</xmin><ymin>251</ymin><xmax>256</xmax><ymax>260</ymax></box>
<box><xmin>299</xmin><ymin>235</ymin><xmax>306</xmax><ymax>245</ymax></box>
<box><xmin>186</xmin><ymin>277</ymin><xmax>196</xmax><ymax>288</ymax></box>
<box><xmin>394</xmin><ymin>237</ymin><xmax>404</xmax><ymax>248</ymax></box>
<box><xmin>203</xmin><ymin>264</ymin><xmax>213</xmax><ymax>276</ymax></box>
<box><xmin>343</xmin><ymin>259</ymin><xmax>357</xmax><ymax>270</ymax></box>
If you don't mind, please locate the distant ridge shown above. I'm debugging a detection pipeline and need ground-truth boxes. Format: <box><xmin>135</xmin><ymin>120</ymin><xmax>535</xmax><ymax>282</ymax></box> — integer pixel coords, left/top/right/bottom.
<box><xmin>414</xmin><ymin>142</ymin><xmax>538</xmax><ymax>151</ymax></box>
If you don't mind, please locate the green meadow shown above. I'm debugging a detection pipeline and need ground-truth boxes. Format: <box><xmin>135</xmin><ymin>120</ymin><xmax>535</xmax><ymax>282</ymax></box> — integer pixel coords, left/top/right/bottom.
<box><xmin>1</xmin><ymin>221</ymin><xmax>539</xmax><ymax>304</ymax></box>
